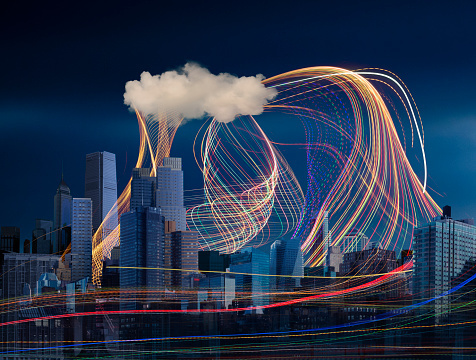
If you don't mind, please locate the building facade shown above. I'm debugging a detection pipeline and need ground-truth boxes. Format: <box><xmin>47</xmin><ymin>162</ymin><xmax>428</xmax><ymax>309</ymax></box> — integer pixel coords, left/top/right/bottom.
<box><xmin>71</xmin><ymin>198</ymin><xmax>93</xmax><ymax>282</ymax></box>
<box><xmin>168</xmin><ymin>231</ymin><xmax>199</xmax><ymax>289</ymax></box>
<box><xmin>230</xmin><ymin>247</ymin><xmax>270</xmax><ymax>309</ymax></box>
<box><xmin>130</xmin><ymin>167</ymin><xmax>157</xmax><ymax>209</ymax></box>
<box><xmin>156</xmin><ymin>157</ymin><xmax>187</xmax><ymax>231</ymax></box>
<box><xmin>84</xmin><ymin>151</ymin><xmax>118</xmax><ymax>238</ymax></box>
<box><xmin>53</xmin><ymin>177</ymin><xmax>72</xmax><ymax>254</ymax></box>
<box><xmin>413</xmin><ymin>208</ymin><xmax>476</xmax><ymax>323</ymax></box>
<box><xmin>120</xmin><ymin>207</ymin><xmax>165</xmax><ymax>308</ymax></box>
<box><xmin>32</xmin><ymin>219</ymin><xmax>53</xmax><ymax>254</ymax></box>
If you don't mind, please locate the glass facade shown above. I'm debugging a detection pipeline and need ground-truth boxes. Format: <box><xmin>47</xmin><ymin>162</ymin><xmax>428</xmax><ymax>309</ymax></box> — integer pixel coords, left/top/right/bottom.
<box><xmin>169</xmin><ymin>231</ymin><xmax>199</xmax><ymax>288</ymax></box>
<box><xmin>156</xmin><ymin>157</ymin><xmax>186</xmax><ymax>231</ymax></box>
<box><xmin>84</xmin><ymin>151</ymin><xmax>118</xmax><ymax>239</ymax></box>
<box><xmin>71</xmin><ymin>198</ymin><xmax>92</xmax><ymax>282</ymax></box>
<box><xmin>53</xmin><ymin>179</ymin><xmax>72</xmax><ymax>254</ymax></box>
<box><xmin>120</xmin><ymin>207</ymin><xmax>165</xmax><ymax>309</ymax></box>
<box><xmin>413</xmin><ymin>217</ymin><xmax>476</xmax><ymax>323</ymax></box>
<box><xmin>130</xmin><ymin>167</ymin><xmax>157</xmax><ymax>209</ymax></box>
<box><xmin>230</xmin><ymin>247</ymin><xmax>270</xmax><ymax>310</ymax></box>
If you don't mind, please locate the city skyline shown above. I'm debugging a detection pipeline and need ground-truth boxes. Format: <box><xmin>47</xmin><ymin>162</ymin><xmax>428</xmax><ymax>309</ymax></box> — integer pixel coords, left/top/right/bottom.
<box><xmin>1</xmin><ymin>1</ymin><xmax>475</xmax><ymax>240</ymax></box>
<box><xmin>0</xmin><ymin>1</ymin><xmax>475</xmax><ymax>358</ymax></box>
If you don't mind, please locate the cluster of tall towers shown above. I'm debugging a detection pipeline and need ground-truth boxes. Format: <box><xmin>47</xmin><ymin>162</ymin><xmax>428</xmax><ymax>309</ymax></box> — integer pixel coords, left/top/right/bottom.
<box><xmin>53</xmin><ymin>153</ymin><xmax>192</xmax><ymax>287</ymax></box>
<box><xmin>51</xmin><ymin>151</ymin><xmax>118</xmax><ymax>283</ymax></box>
<box><xmin>1</xmin><ymin>152</ymin><xmax>193</xmax><ymax>292</ymax></box>
<box><xmin>119</xmin><ymin>157</ymin><xmax>198</xmax><ymax>307</ymax></box>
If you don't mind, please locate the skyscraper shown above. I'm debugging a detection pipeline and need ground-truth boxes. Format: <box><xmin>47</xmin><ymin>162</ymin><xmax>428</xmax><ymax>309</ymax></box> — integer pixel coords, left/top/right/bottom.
<box><xmin>130</xmin><ymin>167</ymin><xmax>157</xmax><ymax>209</ymax></box>
<box><xmin>84</xmin><ymin>151</ymin><xmax>118</xmax><ymax>239</ymax></box>
<box><xmin>156</xmin><ymin>157</ymin><xmax>186</xmax><ymax>231</ymax></box>
<box><xmin>71</xmin><ymin>198</ymin><xmax>93</xmax><ymax>282</ymax></box>
<box><xmin>32</xmin><ymin>219</ymin><xmax>53</xmax><ymax>254</ymax></box>
<box><xmin>120</xmin><ymin>207</ymin><xmax>165</xmax><ymax>307</ymax></box>
<box><xmin>53</xmin><ymin>177</ymin><xmax>72</xmax><ymax>254</ymax></box>
<box><xmin>413</xmin><ymin>206</ymin><xmax>476</xmax><ymax>323</ymax></box>
<box><xmin>169</xmin><ymin>230</ymin><xmax>199</xmax><ymax>289</ymax></box>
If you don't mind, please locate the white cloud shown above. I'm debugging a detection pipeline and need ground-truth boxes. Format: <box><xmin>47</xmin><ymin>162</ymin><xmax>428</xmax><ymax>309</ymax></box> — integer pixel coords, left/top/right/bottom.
<box><xmin>123</xmin><ymin>62</ymin><xmax>277</xmax><ymax>123</ymax></box>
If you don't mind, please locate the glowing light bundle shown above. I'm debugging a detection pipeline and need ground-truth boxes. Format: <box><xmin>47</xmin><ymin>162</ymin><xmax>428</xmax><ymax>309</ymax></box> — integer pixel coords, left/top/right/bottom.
<box><xmin>91</xmin><ymin>66</ymin><xmax>440</xmax><ymax>286</ymax></box>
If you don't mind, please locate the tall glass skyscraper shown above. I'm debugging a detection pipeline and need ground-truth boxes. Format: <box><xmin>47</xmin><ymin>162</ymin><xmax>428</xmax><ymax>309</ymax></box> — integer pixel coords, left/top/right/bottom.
<box><xmin>413</xmin><ymin>207</ymin><xmax>476</xmax><ymax>323</ymax></box>
<box><xmin>84</xmin><ymin>151</ymin><xmax>118</xmax><ymax>240</ymax></box>
<box><xmin>156</xmin><ymin>157</ymin><xmax>186</xmax><ymax>231</ymax></box>
<box><xmin>168</xmin><ymin>230</ymin><xmax>199</xmax><ymax>289</ymax></box>
<box><xmin>53</xmin><ymin>177</ymin><xmax>72</xmax><ymax>254</ymax></box>
<box><xmin>120</xmin><ymin>207</ymin><xmax>165</xmax><ymax>309</ymax></box>
<box><xmin>71</xmin><ymin>198</ymin><xmax>93</xmax><ymax>282</ymax></box>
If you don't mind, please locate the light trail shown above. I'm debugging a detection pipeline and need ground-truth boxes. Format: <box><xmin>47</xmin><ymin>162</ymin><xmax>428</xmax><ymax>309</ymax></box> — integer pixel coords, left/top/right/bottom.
<box><xmin>3</xmin><ymin>261</ymin><xmax>476</xmax><ymax>355</ymax></box>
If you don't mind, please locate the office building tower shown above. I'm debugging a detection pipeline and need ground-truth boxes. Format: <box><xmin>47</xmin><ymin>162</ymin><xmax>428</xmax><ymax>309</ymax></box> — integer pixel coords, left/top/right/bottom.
<box><xmin>340</xmin><ymin>231</ymin><xmax>368</xmax><ymax>254</ymax></box>
<box><xmin>230</xmin><ymin>247</ymin><xmax>270</xmax><ymax>309</ymax></box>
<box><xmin>413</xmin><ymin>206</ymin><xmax>476</xmax><ymax>323</ymax></box>
<box><xmin>32</xmin><ymin>219</ymin><xmax>53</xmax><ymax>254</ymax></box>
<box><xmin>0</xmin><ymin>226</ymin><xmax>20</xmax><ymax>253</ymax></box>
<box><xmin>53</xmin><ymin>176</ymin><xmax>72</xmax><ymax>254</ymax></box>
<box><xmin>71</xmin><ymin>198</ymin><xmax>93</xmax><ymax>282</ymax></box>
<box><xmin>120</xmin><ymin>207</ymin><xmax>165</xmax><ymax>305</ymax></box>
<box><xmin>84</xmin><ymin>151</ymin><xmax>118</xmax><ymax>238</ymax></box>
<box><xmin>169</xmin><ymin>231</ymin><xmax>199</xmax><ymax>288</ymax></box>
<box><xmin>130</xmin><ymin>167</ymin><xmax>157</xmax><ymax>209</ymax></box>
<box><xmin>307</xmin><ymin>211</ymin><xmax>330</xmax><ymax>265</ymax></box>
<box><xmin>270</xmin><ymin>238</ymin><xmax>303</xmax><ymax>291</ymax></box>
<box><xmin>156</xmin><ymin>157</ymin><xmax>186</xmax><ymax>231</ymax></box>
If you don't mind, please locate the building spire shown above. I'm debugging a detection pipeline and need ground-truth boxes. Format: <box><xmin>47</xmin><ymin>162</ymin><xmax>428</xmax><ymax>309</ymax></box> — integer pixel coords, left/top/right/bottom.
<box><xmin>61</xmin><ymin>161</ymin><xmax>64</xmax><ymax>181</ymax></box>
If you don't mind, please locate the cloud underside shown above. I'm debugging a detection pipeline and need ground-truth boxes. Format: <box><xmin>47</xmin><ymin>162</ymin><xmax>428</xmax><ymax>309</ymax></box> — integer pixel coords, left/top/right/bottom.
<box><xmin>123</xmin><ymin>63</ymin><xmax>277</xmax><ymax>123</ymax></box>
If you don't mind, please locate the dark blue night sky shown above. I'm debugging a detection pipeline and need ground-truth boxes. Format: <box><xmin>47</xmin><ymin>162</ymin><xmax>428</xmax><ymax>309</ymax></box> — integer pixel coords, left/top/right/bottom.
<box><xmin>1</xmin><ymin>0</ymin><xmax>475</xmax><ymax>242</ymax></box>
